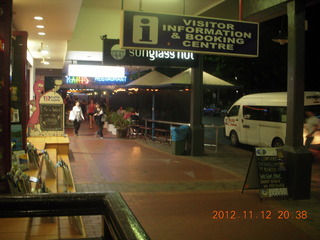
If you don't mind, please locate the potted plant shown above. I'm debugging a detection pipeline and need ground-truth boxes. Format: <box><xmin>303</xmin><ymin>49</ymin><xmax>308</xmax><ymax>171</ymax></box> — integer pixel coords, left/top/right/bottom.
<box><xmin>111</xmin><ymin>112</ymin><xmax>131</xmax><ymax>138</ymax></box>
<box><xmin>105</xmin><ymin>111</ymin><xmax>115</xmax><ymax>134</ymax></box>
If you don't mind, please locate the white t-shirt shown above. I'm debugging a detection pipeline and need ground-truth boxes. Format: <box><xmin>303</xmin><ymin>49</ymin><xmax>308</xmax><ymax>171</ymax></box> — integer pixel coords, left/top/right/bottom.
<box><xmin>306</xmin><ymin>115</ymin><xmax>319</xmax><ymax>135</ymax></box>
<box><xmin>72</xmin><ymin>106</ymin><xmax>84</xmax><ymax>121</ymax></box>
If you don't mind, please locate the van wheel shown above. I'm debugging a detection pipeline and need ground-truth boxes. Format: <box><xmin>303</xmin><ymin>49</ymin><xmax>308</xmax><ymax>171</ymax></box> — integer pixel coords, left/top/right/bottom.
<box><xmin>230</xmin><ymin>131</ymin><xmax>239</xmax><ymax>146</ymax></box>
<box><xmin>272</xmin><ymin>138</ymin><xmax>284</xmax><ymax>147</ymax></box>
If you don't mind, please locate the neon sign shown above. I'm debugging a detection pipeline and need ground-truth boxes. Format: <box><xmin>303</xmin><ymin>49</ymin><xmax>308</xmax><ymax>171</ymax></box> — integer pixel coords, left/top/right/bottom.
<box><xmin>95</xmin><ymin>76</ymin><xmax>127</xmax><ymax>83</ymax></box>
<box><xmin>65</xmin><ymin>76</ymin><xmax>127</xmax><ymax>85</ymax></box>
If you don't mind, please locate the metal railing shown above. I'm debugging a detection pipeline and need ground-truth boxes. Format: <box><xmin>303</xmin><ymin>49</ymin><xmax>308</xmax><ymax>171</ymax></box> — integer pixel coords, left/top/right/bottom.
<box><xmin>141</xmin><ymin>118</ymin><xmax>189</xmax><ymax>139</ymax></box>
<box><xmin>203</xmin><ymin>124</ymin><xmax>225</xmax><ymax>152</ymax></box>
<box><xmin>0</xmin><ymin>192</ymin><xmax>150</xmax><ymax>240</ymax></box>
<box><xmin>142</xmin><ymin>119</ymin><xmax>224</xmax><ymax>152</ymax></box>
<box><xmin>143</xmin><ymin>118</ymin><xmax>190</xmax><ymax>128</ymax></box>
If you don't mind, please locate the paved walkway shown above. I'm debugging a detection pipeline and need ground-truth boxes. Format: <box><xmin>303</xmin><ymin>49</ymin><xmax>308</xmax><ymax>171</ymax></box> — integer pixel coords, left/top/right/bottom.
<box><xmin>66</xmin><ymin>120</ymin><xmax>320</xmax><ymax>240</ymax></box>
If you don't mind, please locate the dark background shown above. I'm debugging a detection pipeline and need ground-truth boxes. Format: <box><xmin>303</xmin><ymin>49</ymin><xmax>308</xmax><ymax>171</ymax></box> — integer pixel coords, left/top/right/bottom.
<box><xmin>204</xmin><ymin>3</ymin><xmax>320</xmax><ymax>94</ymax></box>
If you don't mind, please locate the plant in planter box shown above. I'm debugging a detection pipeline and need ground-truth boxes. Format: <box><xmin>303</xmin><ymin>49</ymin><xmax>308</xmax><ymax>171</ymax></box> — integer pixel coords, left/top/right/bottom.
<box><xmin>111</xmin><ymin>112</ymin><xmax>131</xmax><ymax>138</ymax></box>
<box><xmin>105</xmin><ymin>111</ymin><xmax>115</xmax><ymax>133</ymax></box>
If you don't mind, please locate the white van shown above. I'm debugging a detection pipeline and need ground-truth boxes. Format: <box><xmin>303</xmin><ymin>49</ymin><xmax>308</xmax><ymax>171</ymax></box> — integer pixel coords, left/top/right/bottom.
<box><xmin>224</xmin><ymin>92</ymin><xmax>320</xmax><ymax>147</ymax></box>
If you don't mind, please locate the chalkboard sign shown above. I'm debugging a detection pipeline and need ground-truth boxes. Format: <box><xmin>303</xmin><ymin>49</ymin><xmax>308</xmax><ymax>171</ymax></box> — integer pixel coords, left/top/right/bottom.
<box><xmin>242</xmin><ymin>147</ymin><xmax>288</xmax><ymax>199</ymax></box>
<box><xmin>40</xmin><ymin>104</ymin><xmax>64</xmax><ymax>131</ymax></box>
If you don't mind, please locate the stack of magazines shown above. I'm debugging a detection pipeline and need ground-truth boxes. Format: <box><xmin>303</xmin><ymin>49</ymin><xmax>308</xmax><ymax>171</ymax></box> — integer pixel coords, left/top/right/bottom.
<box><xmin>56</xmin><ymin>158</ymin><xmax>73</xmax><ymax>187</ymax></box>
<box><xmin>42</xmin><ymin>150</ymin><xmax>56</xmax><ymax>178</ymax></box>
<box><xmin>6</xmin><ymin>168</ymin><xmax>31</xmax><ymax>193</ymax></box>
<box><xmin>26</xmin><ymin>143</ymin><xmax>40</xmax><ymax>169</ymax></box>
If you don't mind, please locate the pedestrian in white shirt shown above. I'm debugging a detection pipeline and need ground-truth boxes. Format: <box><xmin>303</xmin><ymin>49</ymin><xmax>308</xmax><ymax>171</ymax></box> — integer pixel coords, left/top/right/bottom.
<box><xmin>71</xmin><ymin>101</ymin><xmax>85</xmax><ymax>136</ymax></box>
<box><xmin>305</xmin><ymin>110</ymin><xmax>319</xmax><ymax>148</ymax></box>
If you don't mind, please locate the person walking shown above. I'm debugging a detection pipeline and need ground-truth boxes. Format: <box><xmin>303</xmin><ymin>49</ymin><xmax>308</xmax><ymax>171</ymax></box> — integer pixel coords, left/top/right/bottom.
<box><xmin>87</xmin><ymin>99</ymin><xmax>95</xmax><ymax>129</ymax></box>
<box><xmin>305</xmin><ymin>110</ymin><xmax>319</xmax><ymax>148</ymax></box>
<box><xmin>72</xmin><ymin>101</ymin><xmax>84</xmax><ymax>136</ymax></box>
<box><xmin>94</xmin><ymin>103</ymin><xmax>104</xmax><ymax>139</ymax></box>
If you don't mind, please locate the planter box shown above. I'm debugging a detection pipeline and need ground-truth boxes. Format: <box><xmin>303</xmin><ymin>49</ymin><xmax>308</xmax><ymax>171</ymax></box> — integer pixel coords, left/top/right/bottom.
<box><xmin>116</xmin><ymin>129</ymin><xmax>127</xmax><ymax>138</ymax></box>
<box><xmin>108</xmin><ymin>124</ymin><xmax>115</xmax><ymax>132</ymax></box>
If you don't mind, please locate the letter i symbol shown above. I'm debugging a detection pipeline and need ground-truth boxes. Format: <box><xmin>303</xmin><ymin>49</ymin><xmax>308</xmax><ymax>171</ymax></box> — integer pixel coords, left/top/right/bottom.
<box><xmin>140</xmin><ymin>18</ymin><xmax>152</xmax><ymax>42</ymax></box>
<box><xmin>133</xmin><ymin>15</ymin><xmax>158</xmax><ymax>44</ymax></box>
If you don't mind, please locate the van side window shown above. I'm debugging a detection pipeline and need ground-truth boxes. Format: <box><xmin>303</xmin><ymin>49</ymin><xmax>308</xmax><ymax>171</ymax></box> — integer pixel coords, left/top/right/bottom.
<box><xmin>269</xmin><ymin>107</ymin><xmax>287</xmax><ymax>122</ymax></box>
<box><xmin>227</xmin><ymin>105</ymin><xmax>240</xmax><ymax>117</ymax></box>
<box><xmin>243</xmin><ymin>105</ymin><xmax>262</xmax><ymax>120</ymax></box>
<box><xmin>243</xmin><ymin>105</ymin><xmax>287</xmax><ymax>122</ymax></box>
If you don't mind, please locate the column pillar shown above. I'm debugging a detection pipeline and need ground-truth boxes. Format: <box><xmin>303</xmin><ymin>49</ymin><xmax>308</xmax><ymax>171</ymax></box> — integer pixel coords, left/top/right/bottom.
<box><xmin>190</xmin><ymin>55</ymin><xmax>204</xmax><ymax>156</ymax></box>
<box><xmin>284</xmin><ymin>0</ymin><xmax>313</xmax><ymax>200</ymax></box>
<box><xmin>0</xmin><ymin>0</ymin><xmax>12</xmax><ymax>193</ymax></box>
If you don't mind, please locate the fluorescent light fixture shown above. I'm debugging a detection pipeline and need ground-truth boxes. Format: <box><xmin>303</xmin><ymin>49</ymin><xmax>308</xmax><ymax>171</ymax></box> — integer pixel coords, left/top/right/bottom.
<box><xmin>36</xmin><ymin>25</ymin><xmax>45</xmax><ymax>28</ymax></box>
<box><xmin>38</xmin><ymin>32</ymin><xmax>46</xmax><ymax>36</ymax></box>
<box><xmin>34</xmin><ymin>16</ymin><xmax>43</xmax><ymax>20</ymax></box>
<box><xmin>38</xmin><ymin>43</ymin><xmax>49</xmax><ymax>55</ymax></box>
<box><xmin>68</xmin><ymin>65</ymin><xmax>125</xmax><ymax>78</ymax></box>
<box><xmin>40</xmin><ymin>49</ymin><xmax>49</xmax><ymax>55</ymax></box>
<box><xmin>41</xmin><ymin>59</ymin><xmax>49</xmax><ymax>65</ymax></box>
<box><xmin>27</xmin><ymin>49</ymin><xmax>34</xmax><ymax>66</ymax></box>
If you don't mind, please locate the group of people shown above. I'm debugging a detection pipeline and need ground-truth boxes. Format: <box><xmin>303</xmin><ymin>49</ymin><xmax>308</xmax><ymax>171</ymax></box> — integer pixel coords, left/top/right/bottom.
<box><xmin>70</xmin><ymin>100</ymin><xmax>105</xmax><ymax>139</ymax></box>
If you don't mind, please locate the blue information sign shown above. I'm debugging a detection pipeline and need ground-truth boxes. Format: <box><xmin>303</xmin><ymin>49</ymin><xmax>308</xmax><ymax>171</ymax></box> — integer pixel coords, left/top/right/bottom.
<box><xmin>121</xmin><ymin>11</ymin><xmax>259</xmax><ymax>57</ymax></box>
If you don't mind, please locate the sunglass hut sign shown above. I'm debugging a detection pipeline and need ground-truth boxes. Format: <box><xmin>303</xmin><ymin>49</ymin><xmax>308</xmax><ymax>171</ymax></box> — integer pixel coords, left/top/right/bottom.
<box><xmin>121</xmin><ymin>11</ymin><xmax>259</xmax><ymax>58</ymax></box>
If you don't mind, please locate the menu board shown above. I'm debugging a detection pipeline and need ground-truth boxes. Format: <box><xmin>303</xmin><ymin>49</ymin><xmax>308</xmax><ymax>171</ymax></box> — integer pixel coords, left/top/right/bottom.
<box><xmin>40</xmin><ymin>104</ymin><xmax>63</xmax><ymax>131</ymax></box>
<box><xmin>256</xmin><ymin>148</ymin><xmax>288</xmax><ymax>198</ymax></box>
<box><xmin>242</xmin><ymin>148</ymin><xmax>288</xmax><ymax>199</ymax></box>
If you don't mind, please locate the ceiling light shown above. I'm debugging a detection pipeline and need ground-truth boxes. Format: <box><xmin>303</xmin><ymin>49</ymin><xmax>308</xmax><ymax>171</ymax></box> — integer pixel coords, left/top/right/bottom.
<box><xmin>41</xmin><ymin>57</ymin><xmax>49</xmax><ymax>65</ymax></box>
<box><xmin>36</xmin><ymin>25</ymin><xmax>45</xmax><ymax>29</ymax></box>
<box><xmin>34</xmin><ymin>16</ymin><xmax>43</xmax><ymax>20</ymax></box>
<box><xmin>272</xmin><ymin>16</ymin><xmax>288</xmax><ymax>45</ymax></box>
<box><xmin>38</xmin><ymin>42</ymin><xmax>49</xmax><ymax>55</ymax></box>
<box><xmin>40</xmin><ymin>49</ymin><xmax>49</xmax><ymax>55</ymax></box>
<box><xmin>272</xmin><ymin>30</ymin><xmax>288</xmax><ymax>45</ymax></box>
<box><xmin>38</xmin><ymin>32</ymin><xmax>46</xmax><ymax>36</ymax></box>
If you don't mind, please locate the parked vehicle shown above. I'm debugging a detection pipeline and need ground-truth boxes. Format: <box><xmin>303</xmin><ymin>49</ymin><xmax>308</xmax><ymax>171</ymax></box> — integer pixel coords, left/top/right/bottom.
<box><xmin>203</xmin><ymin>104</ymin><xmax>221</xmax><ymax>116</ymax></box>
<box><xmin>224</xmin><ymin>92</ymin><xmax>320</xmax><ymax>147</ymax></box>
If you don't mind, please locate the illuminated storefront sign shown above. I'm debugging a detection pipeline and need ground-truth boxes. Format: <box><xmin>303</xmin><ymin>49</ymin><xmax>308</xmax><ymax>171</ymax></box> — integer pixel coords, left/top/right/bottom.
<box><xmin>68</xmin><ymin>65</ymin><xmax>125</xmax><ymax>78</ymax></box>
<box><xmin>66</xmin><ymin>76</ymin><xmax>90</xmax><ymax>84</ymax></box>
<box><xmin>128</xmin><ymin>49</ymin><xmax>194</xmax><ymax>61</ymax></box>
<box><xmin>95</xmin><ymin>76</ymin><xmax>127</xmax><ymax>83</ymax></box>
<box><xmin>65</xmin><ymin>75</ymin><xmax>127</xmax><ymax>85</ymax></box>
<box><xmin>103</xmin><ymin>38</ymin><xmax>198</xmax><ymax>67</ymax></box>
<box><xmin>65</xmin><ymin>65</ymin><xmax>127</xmax><ymax>85</ymax></box>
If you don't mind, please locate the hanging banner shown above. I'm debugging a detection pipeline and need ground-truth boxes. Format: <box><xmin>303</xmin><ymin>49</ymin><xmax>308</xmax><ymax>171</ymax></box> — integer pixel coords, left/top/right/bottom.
<box><xmin>121</xmin><ymin>11</ymin><xmax>259</xmax><ymax>57</ymax></box>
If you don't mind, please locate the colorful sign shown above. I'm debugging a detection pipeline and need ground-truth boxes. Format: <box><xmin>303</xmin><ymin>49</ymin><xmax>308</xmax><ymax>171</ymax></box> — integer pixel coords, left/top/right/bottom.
<box><xmin>121</xmin><ymin>11</ymin><xmax>259</xmax><ymax>57</ymax></box>
<box><xmin>65</xmin><ymin>76</ymin><xmax>127</xmax><ymax>85</ymax></box>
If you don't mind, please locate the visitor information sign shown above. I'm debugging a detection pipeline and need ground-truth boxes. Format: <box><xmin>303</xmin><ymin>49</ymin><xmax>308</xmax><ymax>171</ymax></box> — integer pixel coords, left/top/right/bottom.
<box><xmin>121</xmin><ymin>11</ymin><xmax>259</xmax><ymax>57</ymax></box>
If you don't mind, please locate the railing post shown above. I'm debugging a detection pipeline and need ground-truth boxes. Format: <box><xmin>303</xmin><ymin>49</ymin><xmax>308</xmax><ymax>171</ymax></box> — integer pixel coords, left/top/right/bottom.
<box><xmin>0</xmin><ymin>192</ymin><xmax>151</xmax><ymax>240</ymax></box>
<box><xmin>101</xmin><ymin>215</ymin><xmax>113</xmax><ymax>240</ymax></box>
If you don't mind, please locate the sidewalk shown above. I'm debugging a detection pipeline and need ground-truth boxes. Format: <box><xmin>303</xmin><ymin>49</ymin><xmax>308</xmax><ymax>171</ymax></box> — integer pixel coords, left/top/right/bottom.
<box><xmin>66</xmin><ymin>120</ymin><xmax>320</xmax><ymax>240</ymax></box>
